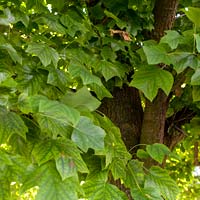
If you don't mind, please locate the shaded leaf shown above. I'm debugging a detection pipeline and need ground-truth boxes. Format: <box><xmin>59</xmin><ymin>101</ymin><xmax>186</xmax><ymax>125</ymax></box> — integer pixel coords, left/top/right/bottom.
<box><xmin>0</xmin><ymin>106</ymin><xmax>27</xmax><ymax>144</ymax></box>
<box><xmin>191</xmin><ymin>68</ymin><xmax>200</xmax><ymax>85</ymax></box>
<box><xmin>61</xmin><ymin>87</ymin><xmax>101</xmax><ymax>111</ymax></box>
<box><xmin>26</xmin><ymin>43</ymin><xmax>59</xmax><ymax>67</ymax></box>
<box><xmin>72</xmin><ymin>116</ymin><xmax>106</xmax><ymax>152</ymax></box>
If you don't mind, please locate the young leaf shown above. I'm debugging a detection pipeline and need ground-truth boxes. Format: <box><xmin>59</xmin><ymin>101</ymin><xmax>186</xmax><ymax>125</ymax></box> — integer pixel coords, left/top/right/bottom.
<box><xmin>130</xmin><ymin>66</ymin><xmax>174</xmax><ymax>101</ymax></box>
<box><xmin>136</xmin><ymin>149</ymin><xmax>149</xmax><ymax>159</ymax></box>
<box><xmin>26</xmin><ymin>43</ymin><xmax>59</xmax><ymax>67</ymax></box>
<box><xmin>72</xmin><ymin>116</ymin><xmax>106</xmax><ymax>152</ymax></box>
<box><xmin>146</xmin><ymin>143</ymin><xmax>170</xmax><ymax>164</ymax></box>
<box><xmin>0</xmin><ymin>179</ymin><xmax>10</xmax><ymax>200</ymax></box>
<box><xmin>83</xmin><ymin>181</ymin><xmax>128</xmax><ymax>200</ymax></box>
<box><xmin>145</xmin><ymin>166</ymin><xmax>180</xmax><ymax>200</ymax></box>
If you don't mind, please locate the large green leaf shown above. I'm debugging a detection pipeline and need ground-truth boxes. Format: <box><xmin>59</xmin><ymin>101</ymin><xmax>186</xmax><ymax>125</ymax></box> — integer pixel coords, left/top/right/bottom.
<box><xmin>61</xmin><ymin>87</ymin><xmax>101</xmax><ymax>111</ymax></box>
<box><xmin>192</xmin><ymin>85</ymin><xmax>200</xmax><ymax>101</ymax></box>
<box><xmin>145</xmin><ymin>166</ymin><xmax>179</xmax><ymax>200</ymax></box>
<box><xmin>130</xmin><ymin>65</ymin><xmax>174</xmax><ymax>101</ymax></box>
<box><xmin>26</xmin><ymin>43</ymin><xmax>59</xmax><ymax>67</ymax></box>
<box><xmin>0</xmin><ymin>107</ymin><xmax>28</xmax><ymax>144</ymax></box>
<box><xmin>72</xmin><ymin>116</ymin><xmax>106</xmax><ymax>152</ymax></box>
<box><xmin>146</xmin><ymin>143</ymin><xmax>170</xmax><ymax>164</ymax></box>
<box><xmin>83</xmin><ymin>181</ymin><xmax>128</xmax><ymax>200</ymax></box>
<box><xmin>143</xmin><ymin>45</ymin><xmax>172</xmax><ymax>65</ymax></box>
<box><xmin>182</xmin><ymin>7</ymin><xmax>200</xmax><ymax>27</ymax></box>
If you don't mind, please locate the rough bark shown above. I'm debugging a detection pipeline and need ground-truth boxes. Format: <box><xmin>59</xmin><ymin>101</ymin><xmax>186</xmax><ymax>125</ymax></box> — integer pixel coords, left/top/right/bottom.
<box><xmin>99</xmin><ymin>85</ymin><xmax>143</xmax><ymax>153</ymax></box>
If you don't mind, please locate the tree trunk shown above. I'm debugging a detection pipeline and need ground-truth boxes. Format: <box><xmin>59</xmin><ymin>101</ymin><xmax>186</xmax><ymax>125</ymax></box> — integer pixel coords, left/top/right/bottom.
<box><xmin>99</xmin><ymin>84</ymin><xmax>143</xmax><ymax>153</ymax></box>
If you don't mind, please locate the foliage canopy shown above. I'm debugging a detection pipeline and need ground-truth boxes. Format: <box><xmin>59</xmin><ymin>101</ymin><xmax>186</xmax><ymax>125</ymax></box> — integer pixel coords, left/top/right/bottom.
<box><xmin>0</xmin><ymin>0</ymin><xmax>200</xmax><ymax>199</ymax></box>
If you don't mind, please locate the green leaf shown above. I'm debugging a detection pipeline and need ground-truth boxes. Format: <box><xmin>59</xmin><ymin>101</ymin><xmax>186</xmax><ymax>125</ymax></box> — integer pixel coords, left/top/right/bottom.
<box><xmin>56</xmin><ymin>156</ymin><xmax>77</xmax><ymax>180</ymax></box>
<box><xmin>191</xmin><ymin>68</ymin><xmax>200</xmax><ymax>85</ymax></box>
<box><xmin>96</xmin><ymin>60</ymin><xmax>124</xmax><ymax>81</ymax></box>
<box><xmin>60</xmin><ymin>14</ymin><xmax>88</xmax><ymax>37</ymax></box>
<box><xmin>0</xmin><ymin>40</ymin><xmax>22</xmax><ymax>64</ymax></box>
<box><xmin>145</xmin><ymin>166</ymin><xmax>179</xmax><ymax>200</ymax></box>
<box><xmin>38</xmin><ymin>99</ymin><xmax>80</xmax><ymax>126</ymax></box>
<box><xmin>61</xmin><ymin>87</ymin><xmax>101</xmax><ymax>112</ymax></box>
<box><xmin>89</xmin><ymin>83</ymin><xmax>112</xmax><ymax>100</ymax></box>
<box><xmin>124</xmin><ymin>160</ymin><xmax>144</xmax><ymax>189</ymax></box>
<box><xmin>0</xmin><ymin>8</ymin><xmax>15</xmax><ymax>25</ymax></box>
<box><xmin>171</xmin><ymin>52</ymin><xmax>199</xmax><ymax>73</ymax></box>
<box><xmin>136</xmin><ymin>149</ymin><xmax>149</xmax><ymax>159</ymax></box>
<box><xmin>160</xmin><ymin>30</ymin><xmax>183</xmax><ymax>49</ymax></box>
<box><xmin>146</xmin><ymin>143</ymin><xmax>170</xmax><ymax>164</ymax></box>
<box><xmin>68</xmin><ymin>61</ymin><xmax>102</xmax><ymax>85</ymax></box>
<box><xmin>72</xmin><ymin>116</ymin><xmax>106</xmax><ymax>152</ymax></box>
<box><xmin>192</xmin><ymin>85</ymin><xmax>200</xmax><ymax>101</ymax></box>
<box><xmin>182</xmin><ymin>7</ymin><xmax>200</xmax><ymax>27</ymax></box>
<box><xmin>0</xmin><ymin>107</ymin><xmax>27</xmax><ymax>144</ymax></box>
<box><xmin>195</xmin><ymin>34</ymin><xmax>200</xmax><ymax>53</ymax></box>
<box><xmin>35</xmin><ymin>162</ymin><xmax>79</xmax><ymax>200</ymax></box>
<box><xmin>130</xmin><ymin>66</ymin><xmax>174</xmax><ymax>101</ymax></box>
<box><xmin>0</xmin><ymin>179</ymin><xmax>10</xmax><ymax>200</ymax></box>
<box><xmin>101</xmin><ymin>46</ymin><xmax>117</xmax><ymax>62</ymax></box>
<box><xmin>130</xmin><ymin>187</ymin><xmax>162</xmax><ymax>200</ymax></box>
<box><xmin>83</xmin><ymin>181</ymin><xmax>128</xmax><ymax>200</ymax></box>
<box><xmin>26</xmin><ymin>43</ymin><xmax>59</xmax><ymax>67</ymax></box>
<box><xmin>143</xmin><ymin>45</ymin><xmax>172</xmax><ymax>65</ymax></box>
<box><xmin>47</xmin><ymin>69</ymin><xmax>71</xmax><ymax>92</ymax></box>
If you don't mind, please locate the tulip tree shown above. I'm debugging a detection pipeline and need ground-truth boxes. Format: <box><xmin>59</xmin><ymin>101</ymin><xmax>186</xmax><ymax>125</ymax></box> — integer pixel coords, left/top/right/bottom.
<box><xmin>0</xmin><ymin>0</ymin><xmax>200</xmax><ymax>199</ymax></box>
